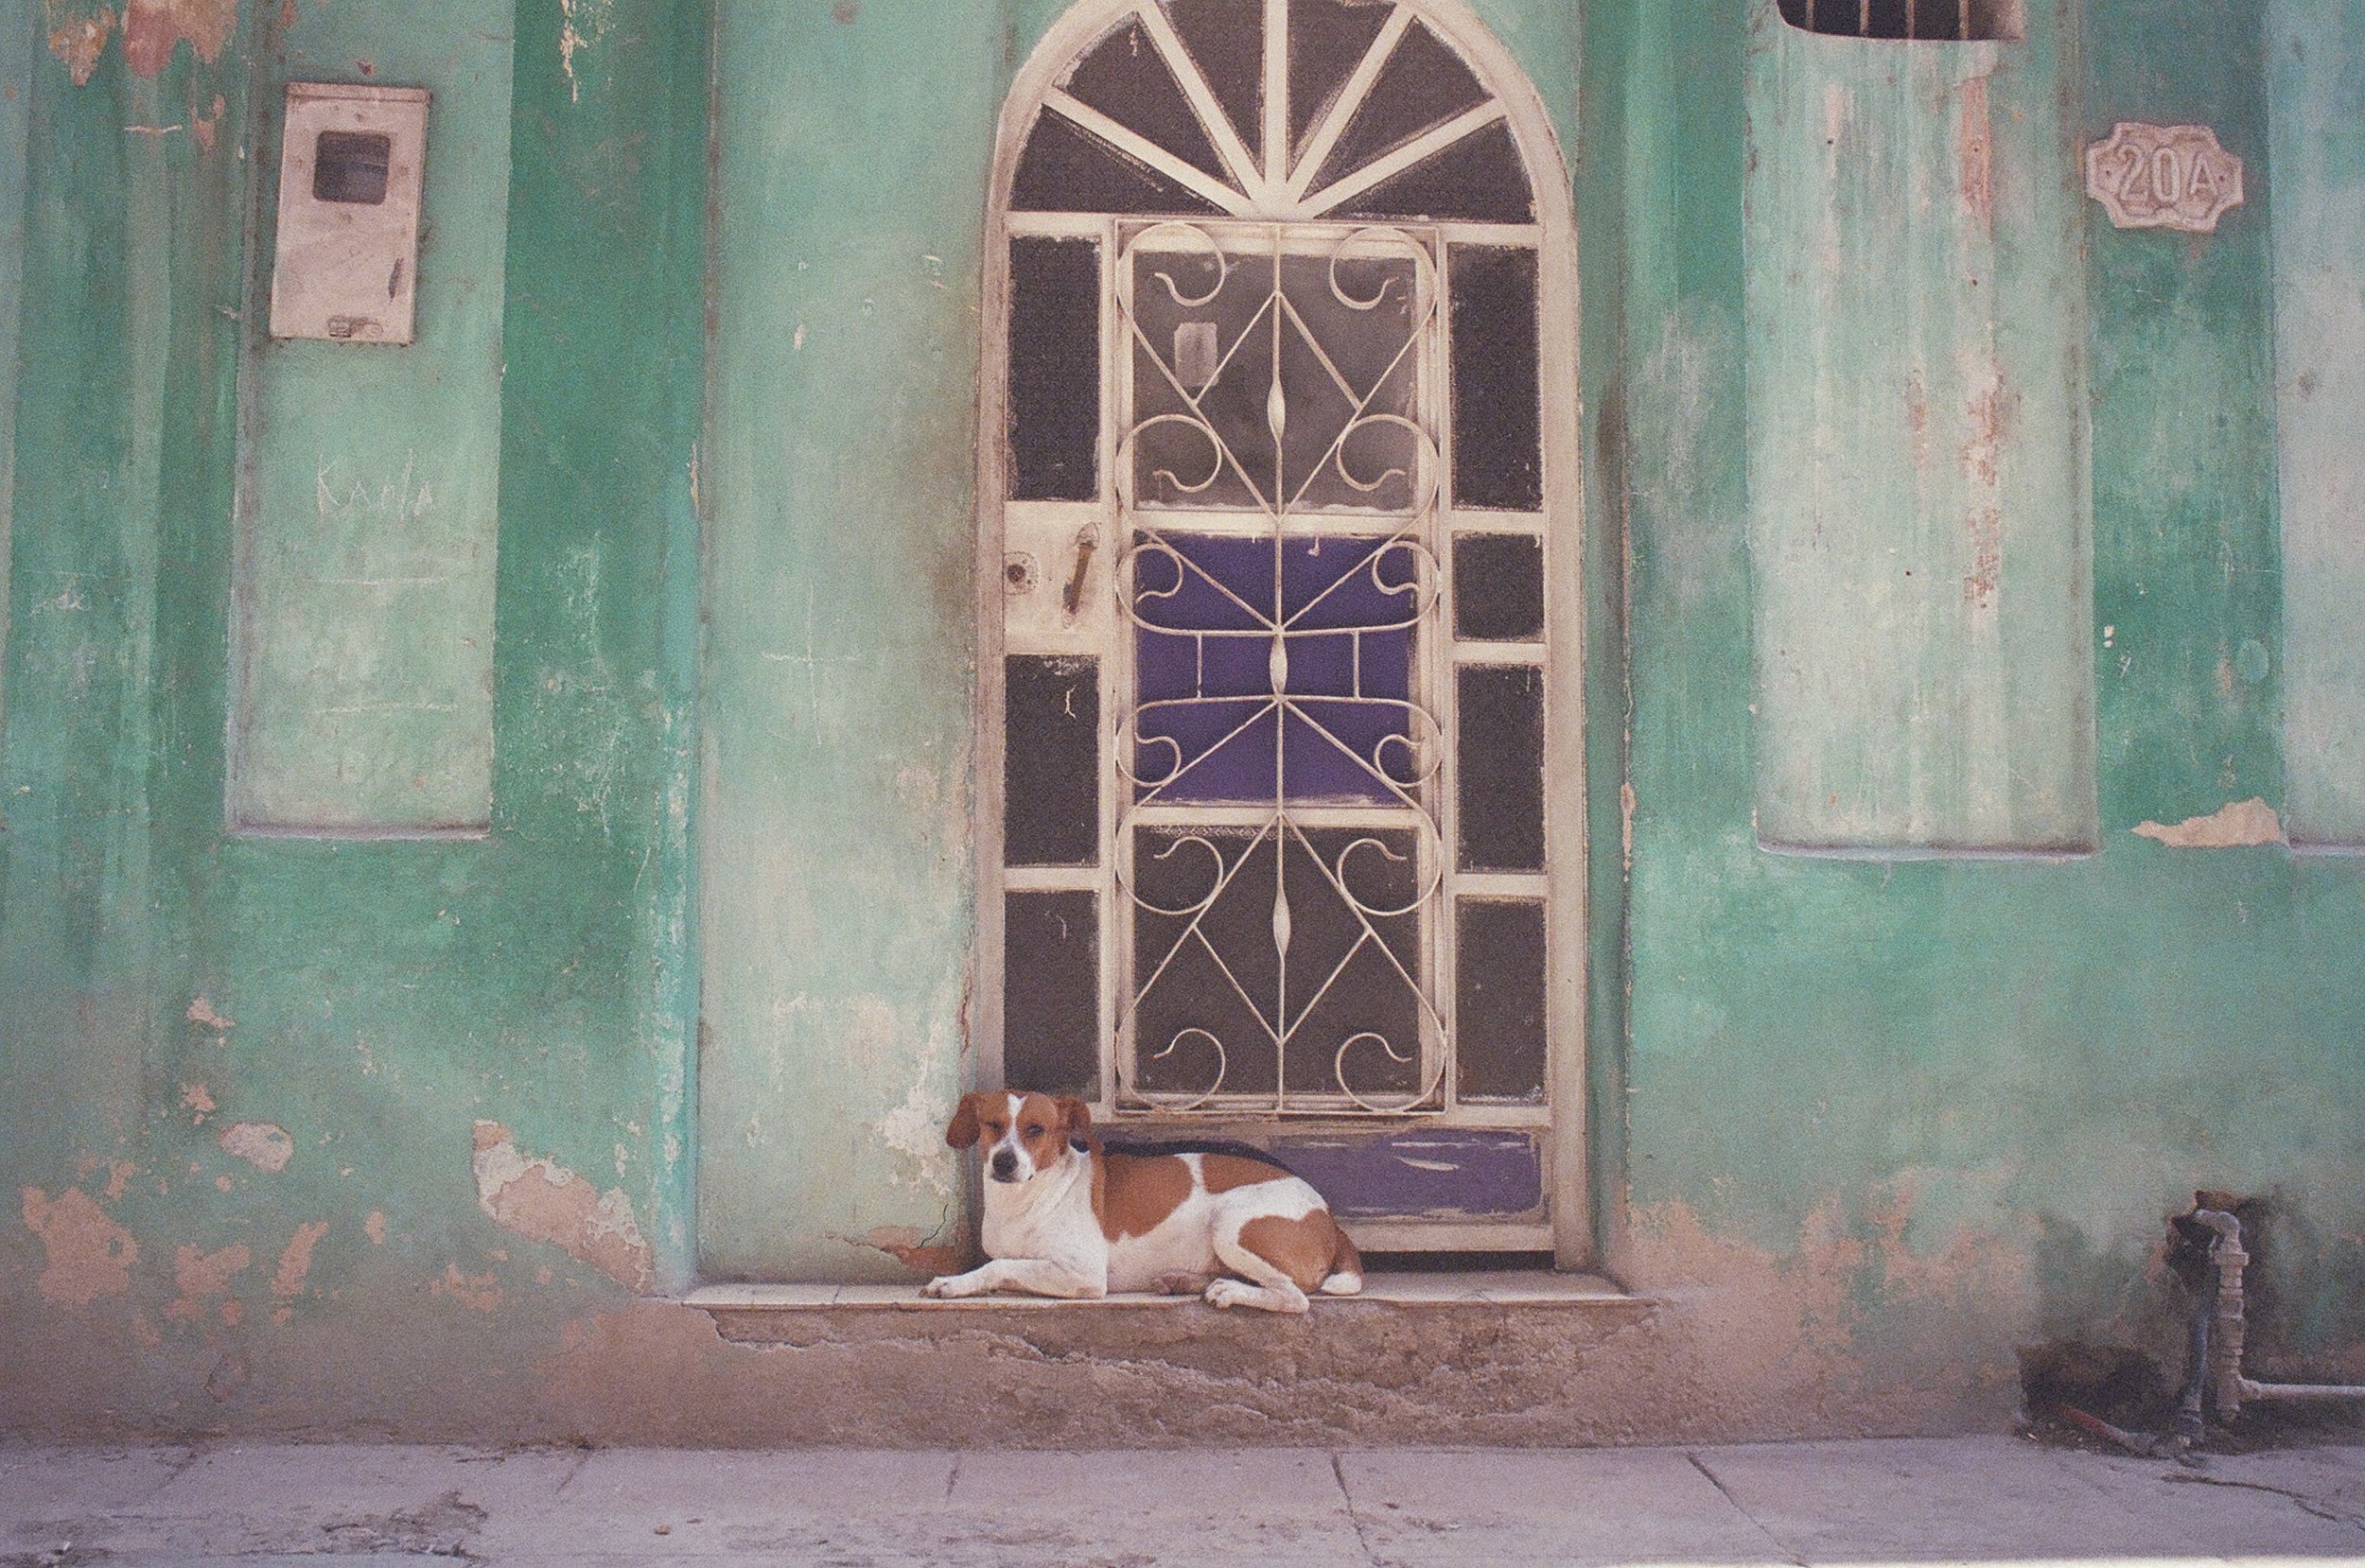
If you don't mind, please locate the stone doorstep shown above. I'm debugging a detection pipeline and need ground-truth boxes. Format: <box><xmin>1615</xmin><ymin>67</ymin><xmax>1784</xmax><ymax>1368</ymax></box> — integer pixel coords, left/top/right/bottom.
<box><xmin>685</xmin><ymin>1269</ymin><xmax>1651</xmax><ymax>1340</ymax></box>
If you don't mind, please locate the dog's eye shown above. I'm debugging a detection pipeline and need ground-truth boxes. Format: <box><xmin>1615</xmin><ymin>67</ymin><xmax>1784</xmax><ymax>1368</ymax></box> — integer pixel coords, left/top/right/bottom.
<box><xmin>1025</xmin><ymin>1124</ymin><xmax>1044</xmax><ymax>1139</ymax></box>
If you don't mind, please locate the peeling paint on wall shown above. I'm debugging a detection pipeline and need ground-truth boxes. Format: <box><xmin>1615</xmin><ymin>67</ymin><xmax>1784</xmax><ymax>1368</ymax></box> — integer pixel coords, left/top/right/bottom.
<box><xmin>119</xmin><ymin>0</ymin><xmax>235</xmax><ymax>78</ymax></box>
<box><xmin>20</xmin><ymin>1186</ymin><xmax>137</xmax><ymax>1306</ymax></box>
<box><xmin>2131</xmin><ymin>796</ymin><xmax>2285</xmax><ymax>847</ymax></box>
<box><xmin>166</xmin><ymin>1242</ymin><xmax>252</xmax><ymax>1326</ymax></box>
<box><xmin>557</xmin><ymin>0</ymin><xmax>611</xmax><ymax>103</ymax></box>
<box><xmin>219</xmin><ymin>1121</ymin><xmax>293</xmax><ymax>1172</ymax></box>
<box><xmin>272</xmin><ymin>1220</ymin><xmax>327</xmax><ymax>1298</ymax></box>
<box><xmin>872</xmin><ymin>1075</ymin><xmax>955</xmax><ymax>1201</ymax></box>
<box><xmin>472</xmin><ymin>1121</ymin><xmax>655</xmax><ymax>1292</ymax></box>
<box><xmin>433</xmin><ymin>1263</ymin><xmax>502</xmax><ymax>1313</ymax></box>
<box><xmin>1744</xmin><ymin>1</ymin><xmax>2093</xmax><ymax>850</ymax></box>
<box><xmin>44</xmin><ymin>2</ymin><xmax>113</xmax><ymax>85</ymax></box>
<box><xmin>1622</xmin><ymin>1189</ymin><xmax>2034</xmax><ymax>1426</ymax></box>
<box><xmin>41</xmin><ymin>0</ymin><xmax>232</xmax><ymax>82</ymax></box>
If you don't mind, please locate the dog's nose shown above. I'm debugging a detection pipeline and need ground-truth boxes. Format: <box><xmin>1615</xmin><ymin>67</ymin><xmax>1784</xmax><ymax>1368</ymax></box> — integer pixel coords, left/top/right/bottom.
<box><xmin>990</xmin><ymin>1148</ymin><xmax>1018</xmax><ymax>1181</ymax></box>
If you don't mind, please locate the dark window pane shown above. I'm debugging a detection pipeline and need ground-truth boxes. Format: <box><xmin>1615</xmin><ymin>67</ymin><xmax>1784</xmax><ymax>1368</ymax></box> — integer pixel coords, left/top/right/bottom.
<box><xmin>1161</xmin><ymin>0</ymin><xmax>1263</xmax><ymax>168</ymax></box>
<box><xmin>1452</xmin><ymin>533</ymin><xmax>1544</xmax><ymax>642</ymax></box>
<box><xmin>1005</xmin><ymin>654</ymin><xmax>1100</xmax><ymax>866</ymax></box>
<box><xmin>1916</xmin><ymin>0</ymin><xmax>1968</xmax><ymax>40</ymax></box>
<box><xmin>1007</xmin><ymin>236</ymin><xmax>1101</xmax><ymax>503</ymax></box>
<box><xmin>313</xmin><ymin>131</ymin><xmax>391</xmax><ymax>205</ymax></box>
<box><xmin>1006</xmin><ymin>891</ymin><xmax>1099</xmax><ymax>1096</ymax></box>
<box><xmin>1306</xmin><ymin>21</ymin><xmax>1489</xmax><ymax>194</ymax></box>
<box><xmin>1448</xmin><ymin>246</ymin><xmax>1543</xmax><ymax>512</ymax></box>
<box><xmin>1064</xmin><ymin>15</ymin><xmax>1232</xmax><ymax>186</ymax></box>
<box><xmin>1456</xmin><ymin>898</ymin><xmax>1546</xmax><ymax>1101</ymax></box>
<box><xmin>1778</xmin><ymin>0</ymin><xmax>2017</xmax><ymax>39</ymax></box>
<box><xmin>1288</xmin><ymin>0</ymin><xmax>1396</xmax><ymax>158</ymax></box>
<box><xmin>1338</xmin><ymin>119</ymin><xmax>1533</xmax><ymax>224</ymax></box>
<box><xmin>1866</xmin><ymin>0</ymin><xmax>1910</xmax><ymax>37</ymax></box>
<box><xmin>1457</xmin><ymin>664</ymin><xmax>1544</xmax><ymax>872</ymax></box>
<box><xmin>1130</xmin><ymin>825</ymin><xmax>1420</xmax><ymax>1097</ymax></box>
<box><xmin>1011</xmin><ymin>110</ymin><xmax>1223</xmax><ymax>216</ymax></box>
<box><xmin>1965</xmin><ymin>0</ymin><xmax>2020</xmax><ymax>39</ymax></box>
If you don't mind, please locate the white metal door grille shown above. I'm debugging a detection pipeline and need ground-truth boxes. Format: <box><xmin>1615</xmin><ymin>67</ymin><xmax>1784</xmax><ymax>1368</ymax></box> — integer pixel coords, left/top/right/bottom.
<box><xmin>1115</xmin><ymin>221</ymin><xmax>1449</xmax><ymax>1112</ymax></box>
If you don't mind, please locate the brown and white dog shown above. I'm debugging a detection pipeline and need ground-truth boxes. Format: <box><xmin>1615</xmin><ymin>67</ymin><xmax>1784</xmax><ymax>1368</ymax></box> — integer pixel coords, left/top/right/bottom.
<box><xmin>922</xmin><ymin>1090</ymin><xmax>1362</xmax><ymax>1313</ymax></box>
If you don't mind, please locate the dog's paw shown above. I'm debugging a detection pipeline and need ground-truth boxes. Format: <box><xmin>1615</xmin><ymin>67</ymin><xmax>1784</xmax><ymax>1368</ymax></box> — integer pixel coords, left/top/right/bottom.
<box><xmin>922</xmin><ymin>1274</ymin><xmax>978</xmax><ymax>1298</ymax></box>
<box><xmin>1202</xmin><ymin>1278</ymin><xmax>1256</xmax><ymax>1310</ymax></box>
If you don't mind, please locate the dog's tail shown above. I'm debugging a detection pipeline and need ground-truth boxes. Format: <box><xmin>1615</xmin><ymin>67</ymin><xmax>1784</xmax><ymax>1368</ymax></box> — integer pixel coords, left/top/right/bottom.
<box><xmin>1318</xmin><ymin>1223</ymin><xmax>1363</xmax><ymax>1296</ymax></box>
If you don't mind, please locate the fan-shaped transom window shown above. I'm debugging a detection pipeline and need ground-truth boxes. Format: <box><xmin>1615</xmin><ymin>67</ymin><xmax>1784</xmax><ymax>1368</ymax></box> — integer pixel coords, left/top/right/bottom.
<box><xmin>1011</xmin><ymin>0</ymin><xmax>1535</xmax><ymax>224</ymax></box>
<box><xmin>988</xmin><ymin>0</ymin><xmax>1575</xmax><ymax>1251</ymax></box>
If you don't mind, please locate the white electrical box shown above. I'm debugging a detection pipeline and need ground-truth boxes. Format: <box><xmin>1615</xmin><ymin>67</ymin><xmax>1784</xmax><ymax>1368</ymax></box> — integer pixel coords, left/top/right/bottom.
<box><xmin>269</xmin><ymin>82</ymin><xmax>430</xmax><ymax>344</ymax></box>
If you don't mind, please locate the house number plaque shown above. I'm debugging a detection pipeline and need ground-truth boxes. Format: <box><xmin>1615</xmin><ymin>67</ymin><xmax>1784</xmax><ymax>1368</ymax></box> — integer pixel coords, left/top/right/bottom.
<box><xmin>2086</xmin><ymin>122</ymin><xmax>2244</xmax><ymax>234</ymax></box>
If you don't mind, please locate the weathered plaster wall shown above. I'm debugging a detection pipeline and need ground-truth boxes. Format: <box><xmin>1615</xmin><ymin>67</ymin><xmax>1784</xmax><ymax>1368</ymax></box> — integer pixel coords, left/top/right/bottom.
<box><xmin>2270</xmin><ymin>0</ymin><xmax>2365</xmax><ymax>850</ymax></box>
<box><xmin>693</xmin><ymin>0</ymin><xmax>1001</xmax><ymax>1283</ymax></box>
<box><xmin>226</xmin><ymin>0</ymin><xmax>517</xmax><ymax>832</ymax></box>
<box><xmin>1744</xmin><ymin>0</ymin><xmax>2094</xmax><ymax>851</ymax></box>
<box><xmin>2</xmin><ymin>0</ymin><xmax>708</xmax><ymax>1431</ymax></box>
<box><xmin>1</xmin><ymin>0</ymin><xmax>2361</xmax><ymax>1447</ymax></box>
<box><xmin>0</xmin><ymin>0</ymin><xmax>28</xmax><ymax>716</ymax></box>
<box><xmin>1600</xmin><ymin>0</ymin><xmax>2365</xmax><ymax>1419</ymax></box>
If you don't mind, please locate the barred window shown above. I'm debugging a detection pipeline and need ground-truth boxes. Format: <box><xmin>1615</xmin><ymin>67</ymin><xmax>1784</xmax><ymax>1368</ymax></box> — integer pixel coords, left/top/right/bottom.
<box><xmin>1774</xmin><ymin>0</ymin><xmax>2023</xmax><ymax>42</ymax></box>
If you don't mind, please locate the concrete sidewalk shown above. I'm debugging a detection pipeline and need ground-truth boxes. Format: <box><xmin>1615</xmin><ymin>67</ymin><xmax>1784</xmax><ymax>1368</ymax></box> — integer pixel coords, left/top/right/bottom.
<box><xmin>3</xmin><ymin>1435</ymin><xmax>2361</xmax><ymax>1566</ymax></box>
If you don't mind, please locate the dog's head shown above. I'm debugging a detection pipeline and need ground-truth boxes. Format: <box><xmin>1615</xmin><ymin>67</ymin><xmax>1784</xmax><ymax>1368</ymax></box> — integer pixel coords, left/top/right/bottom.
<box><xmin>945</xmin><ymin>1090</ymin><xmax>1094</xmax><ymax>1185</ymax></box>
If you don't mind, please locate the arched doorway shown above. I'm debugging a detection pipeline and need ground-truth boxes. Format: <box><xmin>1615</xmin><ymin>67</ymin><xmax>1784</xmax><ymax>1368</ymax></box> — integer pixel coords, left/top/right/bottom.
<box><xmin>979</xmin><ymin>0</ymin><xmax>1585</xmax><ymax>1258</ymax></box>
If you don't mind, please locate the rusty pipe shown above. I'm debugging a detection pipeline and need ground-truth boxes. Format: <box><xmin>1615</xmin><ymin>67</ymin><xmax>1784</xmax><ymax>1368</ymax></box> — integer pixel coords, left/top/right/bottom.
<box><xmin>2191</xmin><ymin>1206</ymin><xmax>2365</xmax><ymax>1413</ymax></box>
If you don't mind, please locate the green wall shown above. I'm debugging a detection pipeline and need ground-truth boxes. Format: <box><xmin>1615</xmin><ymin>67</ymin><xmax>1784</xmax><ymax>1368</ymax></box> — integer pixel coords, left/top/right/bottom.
<box><xmin>2</xmin><ymin>0</ymin><xmax>709</xmax><ymax>1422</ymax></box>
<box><xmin>228</xmin><ymin>1</ymin><xmax>517</xmax><ymax>833</ymax></box>
<box><xmin>1601</xmin><ymin>0</ymin><xmax>2365</xmax><ymax>1395</ymax></box>
<box><xmin>2271</xmin><ymin>0</ymin><xmax>2365</xmax><ymax>849</ymax></box>
<box><xmin>694</xmin><ymin>1</ymin><xmax>1003</xmax><ymax>1282</ymax></box>
<box><xmin>2</xmin><ymin>0</ymin><xmax>2360</xmax><ymax>1439</ymax></box>
<box><xmin>1744</xmin><ymin>1</ymin><xmax>2094</xmax><ymax>852</ymax></box>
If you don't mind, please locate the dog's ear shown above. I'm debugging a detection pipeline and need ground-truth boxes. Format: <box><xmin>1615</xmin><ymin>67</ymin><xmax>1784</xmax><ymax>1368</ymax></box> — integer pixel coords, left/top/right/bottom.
<box><xmin>945</xmin><ymin>1092</ymin><xmax>985</xmax><ymax>1150</ymax></box>
<box><xmin>1056</xmin><ymin>1095</ymin><xmax>1098</xmax><ymax>1155</ymax></box>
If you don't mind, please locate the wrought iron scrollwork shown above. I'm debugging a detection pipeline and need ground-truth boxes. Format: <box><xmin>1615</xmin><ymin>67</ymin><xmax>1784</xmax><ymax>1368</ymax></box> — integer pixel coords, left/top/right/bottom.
<box><xmin>1110</xmin><ymin>220</ymin><xmax>1453</xmax><ymax>1116</ymax></box>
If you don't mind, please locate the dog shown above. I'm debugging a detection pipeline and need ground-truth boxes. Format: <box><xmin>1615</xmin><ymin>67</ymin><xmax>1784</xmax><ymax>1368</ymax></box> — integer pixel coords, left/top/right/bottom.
<box><xmin>921</xmin><ymin>1090</ymin><xmax>1362</xmax><ymax>1313</ymax></box>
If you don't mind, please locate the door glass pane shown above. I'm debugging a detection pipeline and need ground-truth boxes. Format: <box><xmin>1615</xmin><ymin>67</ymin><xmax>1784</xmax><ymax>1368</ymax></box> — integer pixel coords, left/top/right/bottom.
<box><xmin>1455</xmin><ymin>663</ymin><xmax>1545</xmax><ymax>872</ymax></box>
<box><xmin>1129</xmin><ymin>532</ymin><xmax>1421</xmax><ymax>806</ymax></box>
<box><xmin>1128</xmin><ymin>241</ymin><xmax>1424</xmax><ymax>514</ymax></box>
<box><xmin>1130</xmin><ymin>824</ymin><xmax>1424</xmax><ymax>1102</ymax></box>
<box><xmin>1455</xmin><ymin>897</ymin><xmax>1547</xmax><ymax>1101</ymax></box>
<box><xmin>1005</xmin><ymin>653</ymin><xmax>1100</xmax><ymax>865</ymax></box>
<box><xmin>1006</xmin><ymin>891</ymin><xmax>1101</xmax><ymax>1095</ymax></box>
